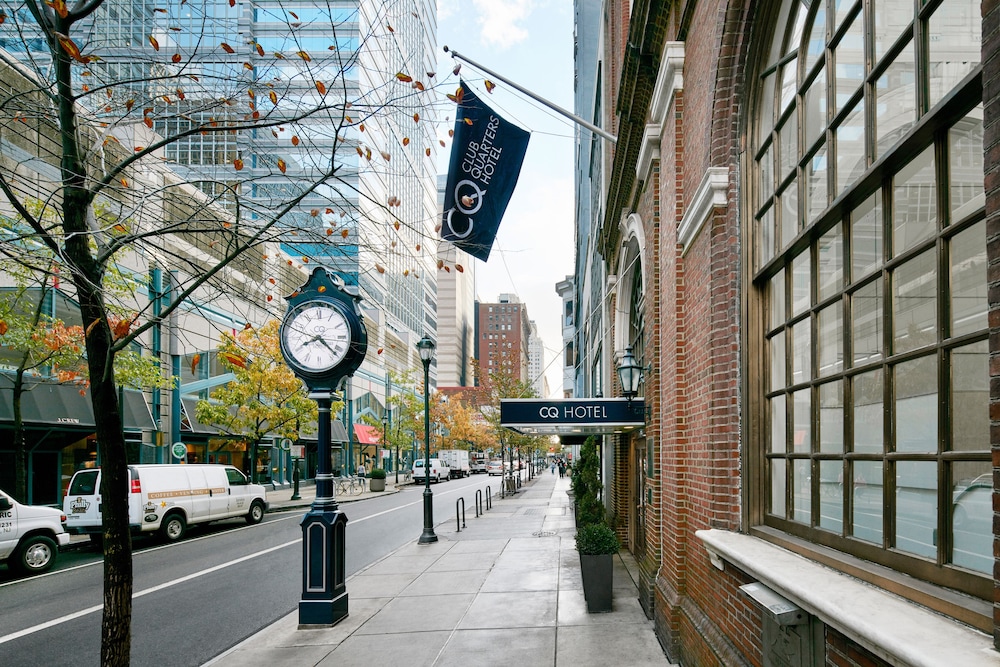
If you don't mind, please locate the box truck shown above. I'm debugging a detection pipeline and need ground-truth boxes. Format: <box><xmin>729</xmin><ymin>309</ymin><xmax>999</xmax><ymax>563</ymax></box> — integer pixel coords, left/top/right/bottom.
<box><xmin>63</xmin><ymin>464</ymin><xmax>268</xmax><ymax>543</ymax></box>
<box><xmin>470</xmin><ymin>452</ymin><xmax>488</xmax><ymax>474</ymax></box>
<box><xmin>437</xmin><ymin>449</ymin><xmax>470</xmax><ymax>478</ymax></box>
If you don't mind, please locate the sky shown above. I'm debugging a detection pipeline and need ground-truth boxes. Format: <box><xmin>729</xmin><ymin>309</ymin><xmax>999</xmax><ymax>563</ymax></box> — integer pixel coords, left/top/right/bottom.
<box><xmin>436</xmin><ymin>0</ymin><xmax>576</xmax><ymax>398</ymax></box>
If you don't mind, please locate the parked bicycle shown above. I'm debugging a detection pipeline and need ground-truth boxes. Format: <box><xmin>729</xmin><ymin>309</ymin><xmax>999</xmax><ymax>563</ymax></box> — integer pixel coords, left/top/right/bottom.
<box><xmin>335</xmin><ymin>476</ymin><xmax>364</xmax><ymax>496</ymax></box>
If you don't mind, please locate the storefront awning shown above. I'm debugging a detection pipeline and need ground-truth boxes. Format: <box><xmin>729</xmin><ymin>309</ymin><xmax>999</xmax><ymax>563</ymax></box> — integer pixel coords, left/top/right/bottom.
<box><xmin>353</xmin><ymin>423</ymin><xmax>381</xmax><ymax>445</ymax></box>
<box><xmin>0</xmin><ymin>378</ymin><xmax>155</xmax><ymax>431</ymax></box>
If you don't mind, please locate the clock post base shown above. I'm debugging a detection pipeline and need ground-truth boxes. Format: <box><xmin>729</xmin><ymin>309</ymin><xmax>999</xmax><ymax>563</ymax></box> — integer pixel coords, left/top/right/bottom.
<box><xmin>298</xmin><ymin>508</ymin><xmax>349</xmax><ymax>627</ymax></box>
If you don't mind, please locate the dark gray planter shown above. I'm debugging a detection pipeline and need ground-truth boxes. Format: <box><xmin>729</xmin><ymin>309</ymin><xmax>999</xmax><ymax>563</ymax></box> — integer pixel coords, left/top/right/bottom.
<box><xmin>580</xmin><ymin>553</ymin><xmax>613</xmax><ymax>612</ymax></box>
<box><xmin>369</xmin><ymin>478</ymin><xmax>386</xmax><ymax>492</ymax></box>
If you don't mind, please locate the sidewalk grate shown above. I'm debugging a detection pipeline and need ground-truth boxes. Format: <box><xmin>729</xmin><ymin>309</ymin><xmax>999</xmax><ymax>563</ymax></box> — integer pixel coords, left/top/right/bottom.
<box><xmin>532</xmin><ymin>530</ymin><xmax>556</xmax><ymax>537</ymax></box>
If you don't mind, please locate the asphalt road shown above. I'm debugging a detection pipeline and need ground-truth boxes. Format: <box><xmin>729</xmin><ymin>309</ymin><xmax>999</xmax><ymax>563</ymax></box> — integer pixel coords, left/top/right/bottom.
<box><xmin>0</xmin><ymin>473</ymin><xmax>510</xmax><ymax>666</ymax></box>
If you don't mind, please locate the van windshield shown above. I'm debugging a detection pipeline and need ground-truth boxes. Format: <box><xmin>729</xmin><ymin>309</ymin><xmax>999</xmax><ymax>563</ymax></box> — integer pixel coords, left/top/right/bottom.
<box><xmin>69</xmin><ymin>470</ymin><xmax>99</xmax><ymax>495</ymax></box>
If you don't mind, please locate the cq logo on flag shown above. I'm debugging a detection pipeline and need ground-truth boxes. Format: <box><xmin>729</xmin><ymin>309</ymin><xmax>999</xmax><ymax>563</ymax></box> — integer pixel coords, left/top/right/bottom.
<box><xmin>538</xmin><ymin>407</ymin><xmax>560</xmax><ymax>419</ymax></box>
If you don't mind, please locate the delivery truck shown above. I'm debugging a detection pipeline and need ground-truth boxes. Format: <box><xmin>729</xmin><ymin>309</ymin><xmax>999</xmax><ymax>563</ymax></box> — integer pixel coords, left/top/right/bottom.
<box><xmin>437</xmin><ymin>449</ymin><xmax>471</xmax><ymax>478</ymax></box>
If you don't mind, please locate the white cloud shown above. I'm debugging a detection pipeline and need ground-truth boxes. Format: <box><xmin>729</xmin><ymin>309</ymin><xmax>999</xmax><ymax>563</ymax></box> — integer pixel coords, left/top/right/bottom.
<box><xmin>439</xmin><ymin>0</ymin><xmax>537</xmax><ymax>49</ymax></box>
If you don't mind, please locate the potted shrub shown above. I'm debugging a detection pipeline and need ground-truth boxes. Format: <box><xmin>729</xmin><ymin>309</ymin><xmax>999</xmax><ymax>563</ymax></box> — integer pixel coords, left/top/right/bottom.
<box><xmin>575</xmin><ymin>522</ymin><xmax>619</xmax><ymax>612</ymax></box>
<box><xmin>368</xmin><ymin>468</ymin><xmax>387</xmax><ymax>492</ymax></box>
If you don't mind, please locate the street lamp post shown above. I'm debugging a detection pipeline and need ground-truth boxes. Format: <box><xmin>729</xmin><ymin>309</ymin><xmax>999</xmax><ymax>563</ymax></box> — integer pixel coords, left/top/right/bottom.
<box><xmin>381</xmin><ymin>412</ymin><xmax>389</xmax><ymax>474</ymax></box>
<box><xmin>416</xmin><ymin>335</ymin><xmax>437</xmax><ymax>544</ymax></box>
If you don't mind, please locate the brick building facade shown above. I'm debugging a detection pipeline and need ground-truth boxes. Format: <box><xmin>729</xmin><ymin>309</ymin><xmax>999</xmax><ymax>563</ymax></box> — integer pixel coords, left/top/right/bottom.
<box><xmin>577</xmin><ymin>0</ymin><xmax>998</xmax><ymax>664</ymax></box>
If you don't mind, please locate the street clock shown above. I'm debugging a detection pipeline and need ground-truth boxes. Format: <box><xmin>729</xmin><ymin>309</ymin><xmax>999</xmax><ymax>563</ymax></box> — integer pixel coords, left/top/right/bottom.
<box><xmin>279</xmin><ymin>267</ymin><xmax>367</xmax><ymax>390</ymax></box>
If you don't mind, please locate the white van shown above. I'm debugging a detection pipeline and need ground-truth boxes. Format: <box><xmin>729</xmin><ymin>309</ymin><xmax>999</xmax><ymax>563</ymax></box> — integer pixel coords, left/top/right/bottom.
<box><xmin>63</xmin><ymin>464</ymin><xmax>268</xmax><ymax>543</ymax></box>
<box><xmin>0</xmin><ymin>487</ymin><xmax>70</xmax><ymax>575</ymax></box>
<box><xmin>412</xmin><ymin>458</ymin><xmax>451</xmax><ymax>483</ymax></box>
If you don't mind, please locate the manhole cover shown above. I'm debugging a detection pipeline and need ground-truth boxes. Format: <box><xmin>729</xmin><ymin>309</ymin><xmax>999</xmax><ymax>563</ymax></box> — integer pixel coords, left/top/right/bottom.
<box><xmin>532</xmin><ymin>530</ymin><xmax>556</xmax><ymax>537</ymax></box>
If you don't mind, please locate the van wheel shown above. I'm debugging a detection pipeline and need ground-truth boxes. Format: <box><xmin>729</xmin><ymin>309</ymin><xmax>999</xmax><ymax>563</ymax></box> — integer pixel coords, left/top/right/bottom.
<box><xmin>13</xmin><ymin>535</ymin><xmax>57</xmax><ymax>575</ymax></box>
<box><xmin>161</xmin><ymin>514</ymin><xmax>186</xmax><ymax>542</ymax></box>
<box><xmin>246</xmin><ymin>500</ymin><xmax>265</xmax><ymax>525</ymax></box>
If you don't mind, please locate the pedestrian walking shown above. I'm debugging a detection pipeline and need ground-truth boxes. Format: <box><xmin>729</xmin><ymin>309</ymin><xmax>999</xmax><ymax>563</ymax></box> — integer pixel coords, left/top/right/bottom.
<box><xmin>558</xmin><ymin>461</ymin><xmax>565</xmax><ymax>478</ymax></box>
<box><xmin>550</xmin><ymin>462</ymin><xmax>555</xmax><ymax>474</ymax></box>
<box><xmin>357</xmin><ymin>463</ymin><xmax>366</xmax><ymax>478</ymax></box>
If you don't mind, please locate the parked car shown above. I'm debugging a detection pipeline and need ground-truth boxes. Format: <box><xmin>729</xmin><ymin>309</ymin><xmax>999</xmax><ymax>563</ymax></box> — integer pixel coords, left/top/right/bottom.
<box><xmin>0</xmin><ymin>487</ymin><xmax>70</xmax><ymax>575</ymax></box>
<box><xmin>63</xmin><ymin>464</ymin><xmax>268</xmax><ymax>543</ymax></box>
<box><xmin>487</xmin><ymin>460</ymin><xmax>505</xmax><ymax>476</ymax></box>
<box><xmin>412</xmin><ymin>458</ymin><xmax>451</xmax><ymax>483</ymax></box>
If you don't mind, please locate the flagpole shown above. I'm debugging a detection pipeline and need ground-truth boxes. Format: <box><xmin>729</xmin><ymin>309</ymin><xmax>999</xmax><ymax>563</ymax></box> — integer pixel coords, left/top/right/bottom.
<box><xmin>443</xmin><ymin>46</ymin><xmax>617</xmax><ymax>144</ymax></box>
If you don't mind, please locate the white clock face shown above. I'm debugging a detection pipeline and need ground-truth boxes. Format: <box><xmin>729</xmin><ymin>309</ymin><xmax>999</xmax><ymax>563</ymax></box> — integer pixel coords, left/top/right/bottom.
<box><xmin>283</xmin><ymin>301</ymin><xmax>352</xmax><ymax>372</ymax></box>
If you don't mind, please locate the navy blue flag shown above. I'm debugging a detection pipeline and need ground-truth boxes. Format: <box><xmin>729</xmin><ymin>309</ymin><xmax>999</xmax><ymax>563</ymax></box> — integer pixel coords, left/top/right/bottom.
<box><xmin>441</xmin><ymin>82</ymin><xmax>530</xmax><ymax>261</ymax></box>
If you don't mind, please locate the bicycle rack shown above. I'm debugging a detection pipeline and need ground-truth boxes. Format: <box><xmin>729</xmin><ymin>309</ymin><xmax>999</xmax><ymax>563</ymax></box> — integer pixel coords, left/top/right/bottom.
<box><xmin>456</xmin><ymin>497</ymin><xmax>466</xmax><ymax>531</ymax></box>
<box><xmin>484</xmin><ymin>486</ymin><xmax>493</xmax><ymax>510</ymax></box>
<box><xmin>475</xmin><ymin>489</ymin><xmax>484</xmax><ymax>517</ymax></box>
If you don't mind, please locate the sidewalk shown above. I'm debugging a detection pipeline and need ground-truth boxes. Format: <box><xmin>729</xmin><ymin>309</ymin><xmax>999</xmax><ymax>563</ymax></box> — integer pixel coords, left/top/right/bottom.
<box><xmin>208</xmin><ymin>472</ymin><xmax>674</xmax><ymax>667</ymax></box>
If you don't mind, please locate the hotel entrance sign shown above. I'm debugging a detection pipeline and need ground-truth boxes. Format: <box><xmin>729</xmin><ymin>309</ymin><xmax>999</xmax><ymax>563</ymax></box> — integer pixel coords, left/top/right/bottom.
<box><xmin>499</xmin><ymin>398</ymin><xmax>645</xmax><ymax>435</ymax></box>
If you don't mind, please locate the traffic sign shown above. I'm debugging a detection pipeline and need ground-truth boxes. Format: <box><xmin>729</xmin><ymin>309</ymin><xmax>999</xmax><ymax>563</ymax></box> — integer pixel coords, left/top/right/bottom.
<box><xmin>279</xmin><ymin>438</ymin><xmax>293</xmax><ymax>451</ymax></box>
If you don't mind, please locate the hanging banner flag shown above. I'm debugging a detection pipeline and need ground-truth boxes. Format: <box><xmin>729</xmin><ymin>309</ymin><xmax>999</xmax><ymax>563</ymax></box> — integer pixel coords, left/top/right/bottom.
<box><xmin>441</xmin><ymin>81</ymin><xmax>530</xmax><ymax>261</ymax></box>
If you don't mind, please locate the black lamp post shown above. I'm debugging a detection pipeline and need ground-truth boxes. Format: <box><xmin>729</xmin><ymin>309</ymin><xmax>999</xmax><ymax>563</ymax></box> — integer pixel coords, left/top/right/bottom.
<box><xmin>416</xmin><ymin>335</ymin><xmax>437</xmax><ymax>544</ymax></box>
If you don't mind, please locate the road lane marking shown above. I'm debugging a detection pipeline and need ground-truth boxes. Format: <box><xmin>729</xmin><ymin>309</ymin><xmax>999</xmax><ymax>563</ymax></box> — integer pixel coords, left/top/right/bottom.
<box><xmin>0</xmin><ymin>539</ymin><xmax>298</xmax><ymax>645</ymax></box>
<box><xmin>1</xmin><ymin>484</ymin><xmax>489</xmax><ymax>644</ymax></box>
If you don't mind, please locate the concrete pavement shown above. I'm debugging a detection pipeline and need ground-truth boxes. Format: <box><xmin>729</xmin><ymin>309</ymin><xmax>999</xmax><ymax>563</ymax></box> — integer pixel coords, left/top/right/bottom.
<box><xmin>207</xmin><ymin>471</ymin><xmax>674</xmax><ymax>666</ymax></box>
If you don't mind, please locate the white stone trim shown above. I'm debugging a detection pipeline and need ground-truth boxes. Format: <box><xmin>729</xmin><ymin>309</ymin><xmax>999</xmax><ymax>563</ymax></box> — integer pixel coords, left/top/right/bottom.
<box><xmin>697</xmin><ymin>529</ymin><xmax>1000</xmax><ymax>667</ymax></box>
<box><xmin>678</xmin><ymin>167</ymin><xmax>728</xmax><ymax>256</ymax></box>
<box><xmin>635</xmin><ymin>124</ymin><xmax>660</xmax><ymax>184</ymax></box>
<box><xmin>649</xmin><ymin>42</ymin><xmax>685</xmax><ymax>129</ymax></box>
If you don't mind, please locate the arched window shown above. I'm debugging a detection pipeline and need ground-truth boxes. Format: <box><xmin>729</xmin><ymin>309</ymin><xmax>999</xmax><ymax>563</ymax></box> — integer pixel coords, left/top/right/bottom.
<box><xmin>749</xmin><ymin>0</ymin><xmax>986</xmax><ymax>594</ymax></box>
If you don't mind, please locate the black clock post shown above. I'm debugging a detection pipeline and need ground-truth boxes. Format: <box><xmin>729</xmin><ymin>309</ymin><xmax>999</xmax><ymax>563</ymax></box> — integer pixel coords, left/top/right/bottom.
<box><xmin>278</xmin><ymin>267</ymin><xmax>368</xmax><ymax>627</ymax></box>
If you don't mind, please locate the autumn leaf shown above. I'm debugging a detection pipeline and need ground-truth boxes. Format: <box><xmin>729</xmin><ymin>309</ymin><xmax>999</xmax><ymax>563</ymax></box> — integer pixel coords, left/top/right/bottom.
<box><xmin>453</xmin><ymin>63</ymin><xmax>461</xmax><ymax>75</ymax></box>
<box><xmin>48</xmin><ymin>0</ymin><xmax>68</xmax><ymax>19</ymax></box>
<box><xmin>394</xmin><ymin>220</ymin><xmax>401</xmax><ymax>230</ymax></box>
<box><xmin>380</xmin><ymin>150</ymin><xmax>391</xmax><ymax>161</ymax></box>
<box><xmin>341</xmin><ymin>229</ymin><xmax>349</xmax><ymax>238</ymax></box>
<box><xmin>377</xmin><ymin>347</ymin><xmax>384</xmax><ymax>354</ymax></box>
<box><xmin>365</xmin><ymin>148</ymin><xmax>372</xmax><ymax>161</ymax></box>
<box><xmin>220</xmin><ymin>42</ymin><xmax>235</xmax><ymax>54</ymax></box>
<box><xmin>396</xmin><ymin>72</ymin><xmax>413</xmax><ymax>83</ymax></box>
<box><xmin>256</xmin><ymin>43</ymin><xmax>265</xmax><ymax>57</ymax></box>
<box><xmin>172</xmin><ymin>53</ymin><xmax>182</xmax><ymax>63</ymax></box>
<box><xmin>386</xmin><ymin>22</ymin><xmax>394</xmax><ymax>32</ymax></box>
<box><xmin>310</xmin><ymin>209</ymin><xmax>320</xmax><ymax>217</ymax></box>
<box><xmin>437</xmin><ymin>259</ymin><xmax>444</xmax><ymax>270</ymax></box>
<box><xmin>55</xmin><ymin>33</ymin><xmax>90</xmax><ymax>63</ymax></box>
<box><xmin>485</xmin><ymin>80</ymin><xmax>496</xmax><ymax>93</ymax></box>
<box><xmin>297</xmin><ymin>51</ymin><xmax>311</xmax><ymax>62</ymax></box>
<box><xmin>126</xmin><ymin>99</ymin><xmax>135</xmax><ymax>112</ymax></box>
<box><xmin>427</xmin><ymin>71</ymin><xmax>436</xmax><ymax>78</ymax></box>
<box><xmin>464</xmin><ymin>118</ymin><xmax>473</xmax><ymax>125</ymax></box>
<box><xmin>439</xmin><ymin>140</ymin><xmax>446</xmax><ymax>147</ymax></box>
<box><xmin>112</xmin><ymin>318</ymin><xmax>132</xmax><ymax>341</ymax></box>
<box><xmin>120</xmin><ymin>177</ymin><xmax>129</xmax><ymax>188</ymax></box>
<box><xmin>359</xmin><ymin>123</ymin><xmax>365</xmax><ymax>132</ymax></box>
<box><xmin>415</xmin><ymin>243</ymin><xmax>421</xmax><ymax>251</ymax></box>
<box><xmin>355</xmin><ymin>145</ymin><xmax>363</xmax><ymax>157</ymax></box>
<box><xmin>277</xmin><ymin>158</ymin><xmax>286</xmax><ymax>173</ymax></box>
<box><xmin>449</xmin><ymin>129</ymin><xmax>455</xmax><ymax>137</ymax></box>
<box><xmin>315</xmin><ymin>81</ymin><xmax>326</xmax><ymax>95</ymax></box>
<box><xmin>375</xmin><ymin>263</ymin><xmax>386</xmax><ymax>274</ymax></box>
<box><xmin>233</xmin><ymin>158</ymin><xmax>244</xmax><ymax>170</ymax></box>
<box><xmin>326</xmin><ymin>228</ymin><xmax>334</xmax><ymax>236</ymax></box>
<box><xmin>413</xmin><ymin>81</ymin><xmax>425</xmax><ymax>91</ymax></box>
<box><xmin>190</xmin><ymin>353</ymin><xmax>201</xmax><ymax>374</ymax></box>
<box><xmin>456</xmin><ymin>264</ymin><xmax>465</xmax><ymax>273</ymax></box>
<box><xmin>243</xmin><ymin>62</ymin><xmax>253</xmax><ymax>70</ymax></box>
<box><xmin>149</xmin><ymin>35</ymin><xmax>160</xmax><ymax>51</ymax></box>
<box><xmin>402</xmin><ymin>137</ymin><xmax>410</xmax><ymax>146</ymax></box>
<box><xmin>144</xmin><ymin>116</ymin><xmax>153</xmax><ymax>129</ymax></box>
<box><xmin>0</xmin><ymin>320</ymin><xmax>7</xmax><ymax>336</ymax></box>
<box><xmin>413</xmin><ymin>112</ymin><xmax>420</xmax><ymax>122</ymax></box>
<box><xmin>269</xmin><ymin>90</ymin><xmax>278</xmax><ymax>105</ymax></box>
<box><xmin>426</xmin><ymin>147</ymin><xmax>431</xmax><ymax>156</ymax></box>
<box><xmin>177</xmin><ymin>88</ymin><xmax>185</xmax><ymax>100</ymax></box>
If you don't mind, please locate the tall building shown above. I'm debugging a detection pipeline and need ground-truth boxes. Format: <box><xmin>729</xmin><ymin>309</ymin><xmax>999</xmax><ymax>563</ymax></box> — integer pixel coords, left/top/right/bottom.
<box><xmin>526</xmin><ymin>320</ymin><xmax>549</xmax><ymax>398</ymax></box>
<box><xmin>574</xmin><ymin>0</ymin><xmax>995</xmax><ymax>664</ymax></box>
<box><xmin>554</xmin><ymin>276</ymin><xmax>575</xmax><ymax>398</ymax></box>
<box><xmin>435</xmin><ymin>175</ymin><xmax>477</xmax><ymax>387</ymax></box>
<box><xmin>475</xmin><ymin>294</ymin><xmax>531</xmax><ymax>386</ymax></box>
<box><xmin>0</xmin><ymin>0</ymin><xmax>442</xmax><ymax>477</ymax></box>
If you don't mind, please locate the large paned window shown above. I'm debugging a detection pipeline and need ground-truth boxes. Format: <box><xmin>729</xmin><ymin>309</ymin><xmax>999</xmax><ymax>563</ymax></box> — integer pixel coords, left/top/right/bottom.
<box><xmin>751</xmin><ymin>0</ymin><xmax>987</xmax><ymax>594</ymax></box>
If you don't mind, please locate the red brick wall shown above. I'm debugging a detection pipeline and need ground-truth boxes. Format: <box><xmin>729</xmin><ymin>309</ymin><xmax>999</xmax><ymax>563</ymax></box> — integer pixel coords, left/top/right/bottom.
<box><xmin>983</xmin><ymin>0</ymin><xmax>1000</xmax><ymax>650</ymax></box>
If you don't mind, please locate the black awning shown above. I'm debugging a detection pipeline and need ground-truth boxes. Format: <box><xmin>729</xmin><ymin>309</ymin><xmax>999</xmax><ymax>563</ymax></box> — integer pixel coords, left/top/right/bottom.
<box><xmin>0</xmin><ymin>378</ymin><xmax>155</xmax><ymax>431</ymax></box>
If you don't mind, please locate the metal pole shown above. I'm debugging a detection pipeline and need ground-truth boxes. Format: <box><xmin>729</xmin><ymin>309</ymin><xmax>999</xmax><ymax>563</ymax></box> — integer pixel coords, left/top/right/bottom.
<box><xmin>444</xmin><ymin>46</ymin><xmax>617</xmax><ymax>144</ymax></box>
<box><xmin>419</xmin><ymin>359</ymin><xmax>437</xmax><ymax>544</ymax></box>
